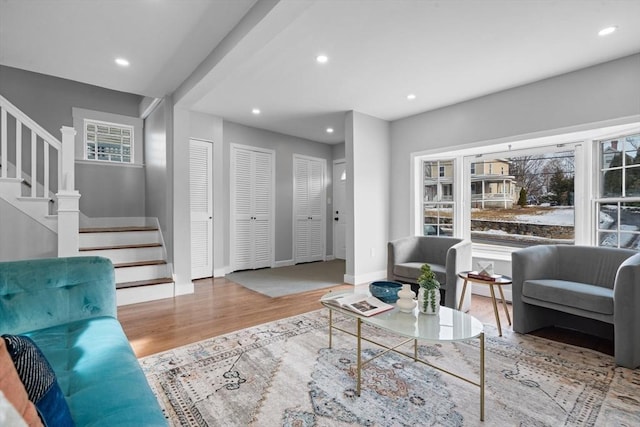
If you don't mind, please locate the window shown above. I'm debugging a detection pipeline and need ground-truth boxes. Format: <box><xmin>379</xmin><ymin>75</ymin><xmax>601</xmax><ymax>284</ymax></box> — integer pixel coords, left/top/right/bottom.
<box><xmin>84</xmin><ymin>119</ymin><xmax>133</xmax><ymax>163</ymax></box>
<box><xmin>596</xmin><ymin>133</ymin><xmax>640</xmax><ymax>249</ymax></box>
<box><xmin>469</xmin><ymin>150</ymin><xmax>574</xmax><ymax>247</ymax></box>
<box><xmin>422</xmin><ymin>160</ymin><xmax>454</xmax><ymax>236</ymax></box>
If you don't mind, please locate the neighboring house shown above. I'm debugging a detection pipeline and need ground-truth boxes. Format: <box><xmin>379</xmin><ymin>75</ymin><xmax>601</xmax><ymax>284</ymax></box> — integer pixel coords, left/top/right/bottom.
<box><xmin>469</xmin><ymin>160</ymin><xmax>516</xmax><ymax>209</ymax></box>
<box><xmin>424</xmin><ymin>159</ymin><xmax>516</xmax><ymax>209</ymax></box>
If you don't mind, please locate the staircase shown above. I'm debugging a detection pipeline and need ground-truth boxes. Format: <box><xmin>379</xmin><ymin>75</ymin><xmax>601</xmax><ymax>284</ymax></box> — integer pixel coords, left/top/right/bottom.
<box><xmin>1</xmin><ymin>94</ymin><xmax>174</xmax><ymax>306</ymax></box>
<box><xmin>79</xmin><ymin>220</ymin><xmax>174</xmax><ymax>305</ymax></box>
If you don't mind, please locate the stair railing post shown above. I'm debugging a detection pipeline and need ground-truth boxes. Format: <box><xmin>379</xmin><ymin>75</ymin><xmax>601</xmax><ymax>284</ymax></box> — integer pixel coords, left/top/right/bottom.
<box><xmin>57</xmin><ymin>126</ymin><xmax>81</xmax><ymax>257</ymax></box>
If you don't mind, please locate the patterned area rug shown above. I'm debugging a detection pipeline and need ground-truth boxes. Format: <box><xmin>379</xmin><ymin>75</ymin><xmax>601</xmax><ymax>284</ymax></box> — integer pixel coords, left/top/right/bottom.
<box><xmin>140</xmin><ymin>310</ymin><xmax>640</xmax><ymax>426</ymax></box>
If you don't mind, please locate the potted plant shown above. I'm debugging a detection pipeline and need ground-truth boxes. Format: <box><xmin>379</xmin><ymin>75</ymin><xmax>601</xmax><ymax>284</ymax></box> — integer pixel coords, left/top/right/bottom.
<box><xmin>417</xmin><ymin>263</ymin><xmax>440</xmax><ymax>314</ymax></box>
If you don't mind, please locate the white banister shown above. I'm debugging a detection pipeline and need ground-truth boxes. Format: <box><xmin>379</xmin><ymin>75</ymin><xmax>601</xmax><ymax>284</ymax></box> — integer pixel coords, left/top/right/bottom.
<box><xmin>0</xmin><ymin>95</ymin><xmax>80</xmax><ymax>256</ymax></box>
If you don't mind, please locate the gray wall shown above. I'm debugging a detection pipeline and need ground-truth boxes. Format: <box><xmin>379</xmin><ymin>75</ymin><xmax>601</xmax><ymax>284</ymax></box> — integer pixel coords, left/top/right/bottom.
<box><xmin>223</xmin><ymin>121</ymin><xmax>335</xmax><ymax>264</ymax></box>
<box><xmin>0</xmin><ymin>65</ymin><xmax>145</xmax><ymax>217</ymax></box>
<box><xmin>389</xmin><ymin>53</ymin><xmax>640</xmax><ymax>240</ymax></box>
<box><xmin>0</xmin><ymin>199</ymin><xmax>56</xmax><ymax>261</ymax></box>
<box><xmin>144</xmin><ymin>97</ymin><xmax>171</xmax><ymax>257</ymax></box>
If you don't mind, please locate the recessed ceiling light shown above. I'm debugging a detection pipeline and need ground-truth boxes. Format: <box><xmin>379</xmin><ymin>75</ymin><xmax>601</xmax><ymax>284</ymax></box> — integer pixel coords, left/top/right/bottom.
<box><xmin>115</xmin><ymin>58</ymin><xmax>130</xmax><ymax>67</ymax></box>
<box><xmin>316</xmin><ymin>55</ymin><xmax>328</xmax><ymax>64</ymax></box>
<box><xmin>407</xmin><ymin>94</ymin><xmax>416</xmax><ymax>100</ymax></box>
<box><xmin>252</xmin><ymin>108</ymin><xmax>261</xmax><ymax>115</ymax></box>
<box><xmin>326</xmin><ymin>127</ymin><xmax>334</xmax><ymax>134</ymax></box>
<box><xmin>598</xmin><ymin>26</ymin><xmax>617</xmax><ymax>36</ymax></box>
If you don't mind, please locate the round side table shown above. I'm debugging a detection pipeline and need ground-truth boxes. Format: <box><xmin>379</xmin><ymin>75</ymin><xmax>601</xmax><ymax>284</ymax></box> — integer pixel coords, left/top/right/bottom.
<box><xmin>458</xmin><ymin>272</ymin><xmax>512</xmax><ymax>336</ymax></box>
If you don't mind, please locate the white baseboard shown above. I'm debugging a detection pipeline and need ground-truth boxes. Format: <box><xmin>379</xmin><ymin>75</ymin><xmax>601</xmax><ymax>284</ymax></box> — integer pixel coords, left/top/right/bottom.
<box><xmin>274</xmin><ymin>259</ymin><xmax>295</xmax><ymax>268</ymax></box>
<box><xmin>213</xmin><ymin>267</ymin><xmax>226</xmax><ymax>278</ymax></box>
<box><xmin>347</xmin><ymin>269</ymin><xmax>387</xmax><ymax>286</ymax></box>
<box><xmin>325</xmin><ymin>255</ymin><xmax>335</xmax><ymax>261</ymax></box>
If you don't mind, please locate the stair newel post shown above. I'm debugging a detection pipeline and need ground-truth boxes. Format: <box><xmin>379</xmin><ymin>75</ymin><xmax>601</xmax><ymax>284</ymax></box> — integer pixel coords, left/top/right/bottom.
<box><xmin>56</xmin><ymin>126</ymin><xmax>81</xmax><ymax>257</ymax></box>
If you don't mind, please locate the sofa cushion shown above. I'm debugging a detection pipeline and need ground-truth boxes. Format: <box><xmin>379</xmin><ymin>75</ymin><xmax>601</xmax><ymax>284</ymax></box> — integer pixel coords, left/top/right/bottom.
<box><xmin>394</xmin><ymin>263</ymin><xmax>446</xmax><ymax>286</ymax></box>
<box><xmin>24</xmin><ymin>317</ymin><xmax>167</xmax><ymax>427</ymax></box>
<box><xmin>2</xmin><ymin>335</ymin><xmax>73</xmax><ymax>427</ymax></box>
<box><xmin>0</xmin><ymin>339</ymin><xmax>42</xmax><ymax>427</ymax></box>
<box><xmin>523</xmin><ymin>279</ymin><xmax>614</xmax><ymax>315</ymax></box>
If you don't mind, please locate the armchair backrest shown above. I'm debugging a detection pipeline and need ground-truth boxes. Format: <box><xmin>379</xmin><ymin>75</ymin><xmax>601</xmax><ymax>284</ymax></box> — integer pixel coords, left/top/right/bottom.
<box><xmin>0</xmin><ymin>256</ymin><xmax>116</xmax><ymax>335</ymax></box>
<box><xmin>555</xmin><ymin>245</ymin><xmax>636</xmax><ymax>289</ymax></box>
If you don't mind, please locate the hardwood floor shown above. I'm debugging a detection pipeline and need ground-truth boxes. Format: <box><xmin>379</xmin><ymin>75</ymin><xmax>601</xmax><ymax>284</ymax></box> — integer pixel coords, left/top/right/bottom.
<box><xmin>118</xmin><ymin>277</ymin><xmax>613</xmax><ymax>358</ymax></box>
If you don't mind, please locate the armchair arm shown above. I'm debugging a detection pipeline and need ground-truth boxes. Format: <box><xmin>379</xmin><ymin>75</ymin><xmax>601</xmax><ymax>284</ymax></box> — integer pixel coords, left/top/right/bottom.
<box><xmin>613</xmin><ymin>253</ymin><xmax>640</xmax><ymax>368</ymax></box>
<box><xmin>444</xmin><ymin>239</ymin><xmax>472</xmax><ymax>308</ymax></box>
<box><xmin>511</xmin><ymin>245</ymin><xmax>558</xmax><ymax>298</ymax></box>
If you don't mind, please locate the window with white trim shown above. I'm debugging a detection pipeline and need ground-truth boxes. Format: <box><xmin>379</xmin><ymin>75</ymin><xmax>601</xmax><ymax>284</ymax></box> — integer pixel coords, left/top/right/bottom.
<box><xmin>84</xmin><ymin>119</ymin><xmax>133</xmax><ymax>163</ymax></box>
<box><xmin>422</xmin><ymin>159</ymin><xmax>454</xmax><ymax>236</ymax></box>
<box><xmin>596</xmin><ymin>133</ymin><xmax>640</xmax><ymax>249</ymax></box>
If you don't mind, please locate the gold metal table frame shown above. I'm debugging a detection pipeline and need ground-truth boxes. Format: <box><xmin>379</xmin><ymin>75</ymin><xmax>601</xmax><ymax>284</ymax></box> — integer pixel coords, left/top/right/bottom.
<box><xmin>321</xmin><ymin>293</ymin><xmax>485</xmax><ymax>422</ymax></box>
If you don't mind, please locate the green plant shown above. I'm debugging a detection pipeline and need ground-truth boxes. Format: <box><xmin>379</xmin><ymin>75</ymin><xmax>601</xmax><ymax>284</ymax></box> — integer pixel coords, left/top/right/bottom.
<box><xmin>417</xmin><ymin>263</ymin><xmax>440</xmax><ymax>312</ymax></box>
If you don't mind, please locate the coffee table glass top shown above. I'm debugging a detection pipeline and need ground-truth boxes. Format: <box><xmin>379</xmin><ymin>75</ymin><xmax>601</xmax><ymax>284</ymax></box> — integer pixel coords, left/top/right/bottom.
<box><xmin>321</xmin><ymin>290</ymin><xmax>483</xmax><ymax>342</ymax></box>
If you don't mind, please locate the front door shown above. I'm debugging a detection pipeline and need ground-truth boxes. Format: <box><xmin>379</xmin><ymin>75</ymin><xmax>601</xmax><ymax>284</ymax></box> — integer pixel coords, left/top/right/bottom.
<box><xmin>333</xmin><ymin>160</ymin><xmax>346</xmax><ymax>260</ymax></box>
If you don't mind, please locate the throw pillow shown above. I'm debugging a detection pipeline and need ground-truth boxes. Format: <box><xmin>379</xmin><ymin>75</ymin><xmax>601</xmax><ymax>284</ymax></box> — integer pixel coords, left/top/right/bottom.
<box><xmin>2</xmin><ymin>335</ymin><xmax>74</xmax><ymax>427</ymax></box>
<box><xmin>0</xmin><ymin>338</ymin><xmax>42</xmax><ymax>427</ymax></box>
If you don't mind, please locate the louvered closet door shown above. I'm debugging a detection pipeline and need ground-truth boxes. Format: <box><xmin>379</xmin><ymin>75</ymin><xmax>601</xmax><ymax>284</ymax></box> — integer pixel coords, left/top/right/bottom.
<box><xmin>190</xmin><ymin>139</ymin><xmax>213</xmax><ymax>279</ymax></box>
<box><xmin>232</xmin><ymin>148</ymin><xmax>254</xmax><ymax>271</ymax></box>
<box><xmin>231</xmin><ymin>145</ymin><xmax>274</xmax><ymax>271</ymax></box>
<box><xmin>294</xmin><ymin>155</ymin><xmax>325</xmax><ymax>263</ymax></box>
<box><xmin>252</xmin><ymin>150</ymin><xmax>273</xmax><ymax>269</ymax></box>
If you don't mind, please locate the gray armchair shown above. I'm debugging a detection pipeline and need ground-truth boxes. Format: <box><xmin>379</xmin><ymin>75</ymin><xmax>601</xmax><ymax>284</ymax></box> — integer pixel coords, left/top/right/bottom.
<box><xmin>512</xmin><ymin>245</ymin><xmax>640</xmax><ymax>369</ymax></box>
<box><xmin>387</xmin><ymin>236</ymin><xmax>472</xmax><ymax>309</ymax></box>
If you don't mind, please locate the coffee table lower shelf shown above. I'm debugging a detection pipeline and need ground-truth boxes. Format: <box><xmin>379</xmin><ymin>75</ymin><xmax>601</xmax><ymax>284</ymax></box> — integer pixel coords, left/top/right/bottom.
<box><xmin>325</xmin><ymin>307</ymin><xmax>485</xmax><ymax>422</ymax></box>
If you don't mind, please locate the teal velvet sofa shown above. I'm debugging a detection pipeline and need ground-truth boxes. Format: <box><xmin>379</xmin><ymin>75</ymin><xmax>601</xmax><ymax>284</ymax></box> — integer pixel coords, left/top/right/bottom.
<box><xmin>512</xmin><ymin>245</ymin><xmax>640</xmax><ymax>369</ymax></box>
<box><xmin>0</xmin><ymin>256</ymin><xmax>167</xmax><ymax>426</ymax></box>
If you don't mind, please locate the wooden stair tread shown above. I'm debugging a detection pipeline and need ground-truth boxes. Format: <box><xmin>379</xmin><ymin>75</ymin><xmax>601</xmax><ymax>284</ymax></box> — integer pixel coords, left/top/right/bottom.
<box><xmin>80</xmin><ymin>226</ymin><xmax>158</xmax><ymax>233</ymax></box>
<box><xmin>114</xmin><ymin>260</ymin><xmax>167</xmax><ymax>268</ymax></box>
<box><xmin>79</xmin><ymin>242</ymin><xmax>162</xmax><ymax>251</ymax></box>
<box><xmin>117</xmin><ymin>278</ymin><xmax>173</xmax><ymax>289</ymax></box>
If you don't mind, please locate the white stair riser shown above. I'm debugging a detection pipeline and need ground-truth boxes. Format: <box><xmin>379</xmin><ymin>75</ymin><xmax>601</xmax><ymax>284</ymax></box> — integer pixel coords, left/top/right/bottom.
<box><xmin>114</xmin><ymin>263</ymin><xmax>169</xmax><ymax>283</ymax></box>
<box><xmin>81</xmin><ymin>246</ymin><xmax>164</xmax><ymax>264</ymax></box>
<box><xmin>117</xmin><ymin>282</ymin><xmax>174</xmax><ymax>306</ymax></box>
<box><xmin>80</xmin><ymin>230</ymin><xmax>161</xmax><ymax>247</ymax></box>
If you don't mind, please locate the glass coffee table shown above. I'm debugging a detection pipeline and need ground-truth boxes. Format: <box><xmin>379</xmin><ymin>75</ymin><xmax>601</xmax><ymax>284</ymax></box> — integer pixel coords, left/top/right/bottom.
<box><xmin>321</xmin><ymin>290</ymin><xmax>486</xmax><ymax>421</ymax></box>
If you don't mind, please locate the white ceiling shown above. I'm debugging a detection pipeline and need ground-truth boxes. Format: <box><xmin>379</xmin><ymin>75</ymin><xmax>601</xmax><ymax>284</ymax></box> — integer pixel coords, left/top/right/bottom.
<box><xmin>2</xmin><ymin>0</ymin><xmax>640</xmax><ymax>145</ymax></box>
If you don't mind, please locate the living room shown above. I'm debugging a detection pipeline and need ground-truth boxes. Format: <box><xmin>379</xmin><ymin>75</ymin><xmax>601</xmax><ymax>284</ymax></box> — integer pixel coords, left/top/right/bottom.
<box><xmin>1</xmin><ymin>1</ymin><xmax>640</xmax><ymax>425</ymax></box>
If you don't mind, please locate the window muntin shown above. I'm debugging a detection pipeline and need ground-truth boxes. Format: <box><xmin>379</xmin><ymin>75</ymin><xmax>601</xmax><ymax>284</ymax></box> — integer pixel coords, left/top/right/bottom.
<box><xmin>596</xmin><ymin>134</ymin><xmax>640</xmax><ymax>249</ymax></box>
<box><xmin>84</xmin><ymin>119</ymin><xmax>133</xmax><ymax>163</ymax></box>
<box><xmin>423</xmin><ymin>160</ymin><xmax>454</xmax><ymax>236</ymax></box>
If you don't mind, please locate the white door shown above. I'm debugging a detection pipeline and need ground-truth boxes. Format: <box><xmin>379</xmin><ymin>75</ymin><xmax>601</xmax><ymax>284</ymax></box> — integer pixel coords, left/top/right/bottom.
<box><xmin>230</xmin><ymin>145</ymin><xmax>274</xmax><ymax>271</ymax></box>
<box><xmin>190</xmin><ymin>139</ymin><xmax>213</xmax><ymax>279</ymax></box>
<box><xmin>333</xmin><ymin>160</ymin><xmax>347</xmax><ymax>260</ymax></box>
<box><xmin>294</xmin><ymin>155</ymin><xmax>326</xmax><ymax>263</ymax></box>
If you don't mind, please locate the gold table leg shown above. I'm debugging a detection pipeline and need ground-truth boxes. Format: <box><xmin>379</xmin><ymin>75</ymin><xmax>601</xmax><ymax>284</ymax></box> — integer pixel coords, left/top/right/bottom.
<box><xmin>480</xmin><ymin>332</ymin><xmax>485</xmax><ymax>422</ymax></box>
<box><xmin>489</xmin><ymin>284</ymin><xmax>502</xmax><ymax>336</ymax></box>
<box><xmin>497</xmin><ymin>285</ymin><xmax>511</xmax><ymax>326</ymax></box>
<box><xmin>328</xmin><ymin>309</ymin><xmax>333</xmax><ymax>349</ymax></box>
<box><xmin>457</xmin><ymin>279</ymin><xmax>469</xmax><ymax>311</ymax></box>
<box><xmin>357</xmin><ymin>318</ymin><xmax>362</xmax><ymax>397</ymax></box>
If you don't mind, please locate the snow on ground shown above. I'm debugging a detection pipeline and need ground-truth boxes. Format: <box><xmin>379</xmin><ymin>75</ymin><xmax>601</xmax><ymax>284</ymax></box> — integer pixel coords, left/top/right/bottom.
<box><xmin>512</xmin><ymin>207</ymin><xmax>574</xmax><ymax>226</ymax></box>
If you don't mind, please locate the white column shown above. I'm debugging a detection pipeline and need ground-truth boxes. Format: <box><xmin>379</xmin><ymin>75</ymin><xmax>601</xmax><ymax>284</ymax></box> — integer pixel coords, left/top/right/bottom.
<box><xmin>60</xmin><ymin>126</ymin><xmax>77</xmax><ymax>191</ymax></box>
<box><xmin>57</xmin><ymin>191</ymin><xmax>81</xmax><ymax>256</ymax></box>
<box><xmin>57</xmin><ymin>126</ymin><xmax>80</xmax><ymax>257</ymax></box>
